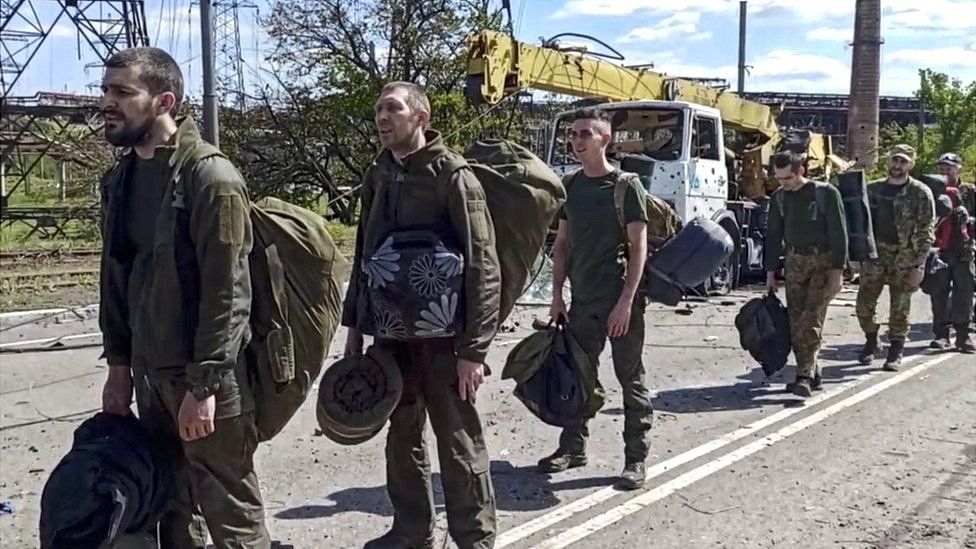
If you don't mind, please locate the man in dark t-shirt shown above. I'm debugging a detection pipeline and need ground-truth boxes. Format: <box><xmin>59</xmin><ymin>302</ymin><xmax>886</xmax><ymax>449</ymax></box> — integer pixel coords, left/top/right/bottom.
<box><xmin>541</xmin><ymin>107</ymin><xmax>652</xmax><ymax>491</ymax></box>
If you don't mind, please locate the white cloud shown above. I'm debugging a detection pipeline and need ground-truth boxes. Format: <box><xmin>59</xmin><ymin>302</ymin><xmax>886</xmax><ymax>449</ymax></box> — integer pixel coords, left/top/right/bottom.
<box><xmin>553</xmin><ymin>0</ymin><xmax>852</xmax><ymax>20</ymax></box>
<box><xmin>886</xmin><ymin>47</ymin><xmax>976</xmax><ymax>70</ymax></box>
<box><xmin>882</xmin><ymin>0</ymin><xmax>976</xmax><ymax>36</ymax></box>
<box><xmin>618</xmin><ymin>13</ymin><xmax>713</xmax><ymax>43</ymax></box>
<box><xmin>806</xmin><ymin>27</ymin><xmax>850</xmax><ymax>42</ymax></box>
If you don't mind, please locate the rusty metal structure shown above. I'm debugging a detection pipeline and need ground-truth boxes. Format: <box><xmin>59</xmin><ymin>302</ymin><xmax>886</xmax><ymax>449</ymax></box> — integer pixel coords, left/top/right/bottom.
<box><xmin>1</xmin><ymin>0</ymin><xmax>148</xmax><ymax>221</ymax></box>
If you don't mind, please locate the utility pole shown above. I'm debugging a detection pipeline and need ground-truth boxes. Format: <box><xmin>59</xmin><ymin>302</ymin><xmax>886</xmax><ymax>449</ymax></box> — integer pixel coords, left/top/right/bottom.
<box><xmin>200</xmin><ymin>0</ymin><xmax>219</xmax><ymax>146</ymax></box>
<box><xmin>846</xmin><ymin>0</ymin><xmax>882</xmax><ymax>170</ymax></box>
<box><xmin>737</xmin><ymin>1</ymin><xmax>747</xmax><ymax>95</ymax></box>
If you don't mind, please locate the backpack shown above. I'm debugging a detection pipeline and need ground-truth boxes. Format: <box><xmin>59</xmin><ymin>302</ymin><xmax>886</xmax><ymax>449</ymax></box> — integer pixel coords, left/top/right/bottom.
<box><xmin>835</xmin><ymin>171</ymin><xmax>878</xmax><ymax>262</ymax></box>
<box><xmin>566</xmin><ymin>169</ymin><xmax>682</xmax><ymax>252</ymax></box>
<box><xmin>436</xmin><ymin>140</ymin><xmax>567</xmax><ymax>324</ymax></box>
<box><xmin>734</xmin><ymin>293</ymin><xmax>791</xmax><ymax>377</ymax></box>
<box><xmin>644</xmin><ymin>217</ymin><xmax>735</xmax><ymax>305</ymax></box>
<box><xmin>502</xmin><ymin>324</ymin><xmax>605</xmax><ymax>427</ymax></box>
<box><xmin>173</xmin><ymin>146</ymin><xmax>345</xmax><ymax>443</ymax></box>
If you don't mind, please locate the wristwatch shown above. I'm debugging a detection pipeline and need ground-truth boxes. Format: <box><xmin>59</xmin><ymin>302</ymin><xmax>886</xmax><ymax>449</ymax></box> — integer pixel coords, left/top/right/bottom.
<box><xmin>190</xmin><ymin>381</ymin><xmax>220</xmax><ymax>401</ymax></box>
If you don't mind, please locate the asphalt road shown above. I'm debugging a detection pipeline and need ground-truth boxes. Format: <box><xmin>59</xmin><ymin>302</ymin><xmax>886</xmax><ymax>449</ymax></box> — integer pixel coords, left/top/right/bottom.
<box><xmin>1</xmin><ymin>287</ymin><xmax>973</xmax><ymax>548</ymax></box>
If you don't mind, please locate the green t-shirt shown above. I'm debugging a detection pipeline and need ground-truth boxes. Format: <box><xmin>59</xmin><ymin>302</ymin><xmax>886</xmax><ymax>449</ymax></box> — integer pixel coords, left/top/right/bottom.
<box><xmin>561</xmin><ymin>170</ymin><xmax>648</xmax><ymax>306</ymax></box>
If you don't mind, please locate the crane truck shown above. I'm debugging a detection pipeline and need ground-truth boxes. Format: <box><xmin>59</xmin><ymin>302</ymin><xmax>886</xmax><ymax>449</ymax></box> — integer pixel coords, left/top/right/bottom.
<box><xmin>465</xmin><ymin>30</ymin><xmax>852</xmax><ymax>292</ymax></box>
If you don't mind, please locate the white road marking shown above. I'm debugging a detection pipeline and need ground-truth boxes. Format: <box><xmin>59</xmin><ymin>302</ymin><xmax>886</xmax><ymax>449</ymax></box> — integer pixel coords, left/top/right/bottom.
<box><xmin>530</xmin><ymin>352</ymin><xmax>954</xmax><ymax>549</ymax></box>
<box><xmin>0</xmin><ymin>332</ymin><xmax>102</xmax><ymax>350</ymax></box>
<box><xmin>497</xmin><ymin>353</ymin><xmax>926</xmax><ymax>547</ymax></box>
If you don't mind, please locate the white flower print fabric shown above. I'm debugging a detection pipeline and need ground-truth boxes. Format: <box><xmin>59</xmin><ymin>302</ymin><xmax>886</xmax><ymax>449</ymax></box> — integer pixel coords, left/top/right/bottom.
<box><xmin>361</xmin><ymin>230</ymin><xmax>464</xmax><ymax>340</ymax></box>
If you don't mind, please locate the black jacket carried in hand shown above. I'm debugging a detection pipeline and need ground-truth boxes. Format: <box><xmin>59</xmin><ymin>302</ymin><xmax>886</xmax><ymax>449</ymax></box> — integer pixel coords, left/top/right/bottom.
<box><xmin>40</xmin><ymin>413</ymin><xmax>172</xmax><ymax>549</ymax></box>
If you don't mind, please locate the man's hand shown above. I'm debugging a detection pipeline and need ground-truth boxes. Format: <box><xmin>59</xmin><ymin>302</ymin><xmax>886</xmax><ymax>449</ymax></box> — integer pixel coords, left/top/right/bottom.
<box><xmin>456</xmin><ymin>359</ymin><xmax>485</xmax><ymax>403</ymax></box>
<box><xmin>607</xmin><ymin>298</ymin><xmax>632</xmax><ymax>338</ymax></box>
<box><xmin>905</xmin><ymin>265</ymin><xmax>925</xmax><ymax>288</ymax></box>
<box><xmin>549</xmin><ymin>295</ymin><xmax>568</xmax><ymax>325</ymax></box>
<box><xmin>766</xmin><ymin>271</ymin><xmax>782</xmax><ymax>293</ymax></box>
<box><xmin>102</xmin><ymin>366</ymin><xmax>133</xmax><ymax>416</ymax></box>
<box><xmin>344</xmin><ymin>328</ymin><xmax>364</xmax><ymax>358</ymax></box>
<box><xmin>178</xmin><ymin>391</ymin><xmax>216</xmax><ymax>442</ymax></box>
<box><xmin>825</xmin><ymin>269</ymin><xmax>844</xmax><ymax>297</ymax></box>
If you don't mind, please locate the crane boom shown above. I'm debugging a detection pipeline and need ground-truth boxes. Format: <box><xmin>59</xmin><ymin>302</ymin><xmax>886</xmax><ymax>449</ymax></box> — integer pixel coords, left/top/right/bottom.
<box><xmin>466</xmin><ymin>30</ymin><xmax>781</xmax><ymax>139</ymax></box>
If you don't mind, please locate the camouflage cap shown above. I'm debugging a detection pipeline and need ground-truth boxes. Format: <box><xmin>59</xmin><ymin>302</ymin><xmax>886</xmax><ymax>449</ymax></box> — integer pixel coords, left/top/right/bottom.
<box><xmin>888</xmin><ymin>144</ymin><xmax>916</xmax><ymax>162</ymax></box>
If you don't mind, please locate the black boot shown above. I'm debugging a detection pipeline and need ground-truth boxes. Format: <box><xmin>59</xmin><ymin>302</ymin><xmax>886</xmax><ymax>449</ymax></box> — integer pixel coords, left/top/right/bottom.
<box><xmin>930</xmin><ymin>326</ymin><xmax>952</xmax><ymax>350</ymax></box>
<box><xmin>883</xmin><ymin>338</ymin><xmax>905</xmax><ymax>371</ymax></box>
<box><xmin>955</xmin><ymin>325</ymin><xmax>975</xmax><ymax>354</ymax></box>
<box><xmin>859</xmin><ymin>332</ymin><xmax>879</xmax><ymax>365</ymax></box>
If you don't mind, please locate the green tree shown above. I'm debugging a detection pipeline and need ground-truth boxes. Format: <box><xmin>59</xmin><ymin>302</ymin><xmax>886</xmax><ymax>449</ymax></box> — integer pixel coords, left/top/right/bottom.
<box><xmin>877</xmin><ymin>69</ymin><xmax>976</xmax><ymax>180</ymax></box>
<box><xmin>220</xmin><ymin>0</ymin><xmax>520</xmax><ymax>222</ymax></box>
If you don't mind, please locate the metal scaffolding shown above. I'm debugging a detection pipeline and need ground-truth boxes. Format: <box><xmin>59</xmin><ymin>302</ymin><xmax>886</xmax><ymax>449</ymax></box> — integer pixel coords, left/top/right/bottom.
<box><xmin>1</xmin><ymin>0</ymin><xmax>148</xmax><ymax>212</ymax></box>
<box><xmin>213</xmin><ymin>0</ymin><xmax>255</xmax><ymax>109</ymax></box>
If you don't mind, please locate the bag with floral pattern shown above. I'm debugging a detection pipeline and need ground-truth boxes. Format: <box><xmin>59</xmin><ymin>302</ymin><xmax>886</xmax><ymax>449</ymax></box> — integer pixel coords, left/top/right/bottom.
<box><xmin>361</xmin><ymin>229</ymin><xmax>465</xmax><ymax>340</ymax></box>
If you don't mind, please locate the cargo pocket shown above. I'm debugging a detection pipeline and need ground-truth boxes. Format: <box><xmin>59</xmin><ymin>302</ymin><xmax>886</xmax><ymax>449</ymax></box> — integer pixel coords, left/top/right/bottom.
<box><xmin>266</xmin><ymin>326</ymin><xmax>296</xmax><ymax>384</ymax></box>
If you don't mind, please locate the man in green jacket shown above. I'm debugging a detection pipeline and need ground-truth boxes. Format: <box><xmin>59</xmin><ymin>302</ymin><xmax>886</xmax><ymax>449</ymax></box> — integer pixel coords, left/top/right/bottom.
<box><xmin>539</xmin><ymin>107</ymin><xmax>652</xmax><ymax>491</ymax></box>
<box><xmin>97</xmin><ymin>48</ymin><xmax>269</xmax><ymax>548</ymax></box>
<box><xmin>764</xmin><ymin>151</ymin><xmax>848</xmax><ymax>397</ymax></box>
<box><xmin>342</xmin><ymin>82</ymin><xmax>501</xmax><ymax>549</ymax></box>
<box><xmin>856</xmin><ymin>144</ymin><xmax>936</xmax><ymax>370</ymax></box>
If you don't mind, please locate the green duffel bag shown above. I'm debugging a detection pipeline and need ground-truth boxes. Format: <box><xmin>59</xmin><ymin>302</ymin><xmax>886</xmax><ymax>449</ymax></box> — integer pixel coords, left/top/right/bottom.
<box><xmin>171</xmin><ymin>140</ymin><xmax>346</xmax><ymax>444</ymax></box>
<box><xmin>438</xmin><ymin>139</ymin><xmax>566</xmax><ymax>324</ymax></box>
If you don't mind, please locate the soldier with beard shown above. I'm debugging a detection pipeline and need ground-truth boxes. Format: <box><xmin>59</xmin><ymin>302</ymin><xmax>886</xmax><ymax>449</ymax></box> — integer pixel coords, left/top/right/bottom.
<box><xmin>855</xmin><ymin>145</ymin><xmax>936</xmax><ymax>370</ymax></box>
<box><xmin>98</xmin><ymin>48</ymin><xmax>269</xmax><ymax>548</ymax></box>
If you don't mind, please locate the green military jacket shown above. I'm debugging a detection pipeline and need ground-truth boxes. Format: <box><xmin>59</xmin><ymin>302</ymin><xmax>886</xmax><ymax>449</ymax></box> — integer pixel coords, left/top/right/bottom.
<box><xmin>99</xmin><ymin>118</ymin><xmax>253</xmax><ymax>394</ymax></box>
<box><xmin>953</xmin><ymin>181</ymin><xmax>975</xmax><ymax>220</ymax></box>
<box><xmin>867</xmin><ymin>176</ymin><xmax>936</xmax><ymax>268</ymax></box>
<box><xmin>341</xmin><ymin>130</ymin><xmax>501</xmax><ymax>363</ymax></box>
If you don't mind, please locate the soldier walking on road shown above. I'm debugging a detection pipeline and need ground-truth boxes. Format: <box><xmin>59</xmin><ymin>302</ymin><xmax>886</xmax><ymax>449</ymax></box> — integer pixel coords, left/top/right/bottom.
<box><xmin>97</xmin><ymin>48</ymin><xmax>270</xmax><ymax>548</ymax></box>
<box><xmin>855</xmin><ymin>145</ymin><xmax>936</xmax><ymax>370</ymax></box>
<box><xmin>764</xmin><ymin>151</ymin><xmax>848</xmax><ymax>397</ymax></box>
<box><xmin>342</xmin><ymin>82</ymin><xmax>501</xmax><ymax>549</ymax></box>
<box><xmin>538</xmin><ymin>108</ymin><xmax>653</xmax><ymax>491</ymax></box>
<box><xmin>929</xmin><ymin>153</ymin><xmax>975</xmax><ymax>353</ymax></box>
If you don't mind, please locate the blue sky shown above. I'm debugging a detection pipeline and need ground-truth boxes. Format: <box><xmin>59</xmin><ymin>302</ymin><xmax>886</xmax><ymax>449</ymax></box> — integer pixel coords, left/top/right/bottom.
<box><xmin>8</xmin><ymin>0</ymin><xmax>976</xmax><ymax>100</ymax></box>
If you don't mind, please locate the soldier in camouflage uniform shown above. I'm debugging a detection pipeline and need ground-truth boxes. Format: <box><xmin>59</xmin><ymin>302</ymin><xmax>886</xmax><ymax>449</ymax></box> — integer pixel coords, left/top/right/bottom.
<box><xmin>856</xmin><ymin>145</ymin><xmax>936</xmax><ymax>370</ymax></box>
<box><xmin>931</xmin><ymin>152</ymin><xmax>975</xmax><ymax>352</ymax></box>
<box><xmin>765</xmin><ymin>151</ymin><xmax>848</xmax><ymax>397</ymax></box>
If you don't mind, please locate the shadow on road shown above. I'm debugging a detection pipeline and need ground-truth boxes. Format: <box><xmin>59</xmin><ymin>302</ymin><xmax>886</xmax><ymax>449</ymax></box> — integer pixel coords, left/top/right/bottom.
<box><xmin>274</xmin><ymin>460</ymin><xmax>612</xmax><ymax>520</ymax></box>
<box><xmin>650</xmin><ymin>343</ymin><xmax>937</xmax><ymax>415</ymax></box>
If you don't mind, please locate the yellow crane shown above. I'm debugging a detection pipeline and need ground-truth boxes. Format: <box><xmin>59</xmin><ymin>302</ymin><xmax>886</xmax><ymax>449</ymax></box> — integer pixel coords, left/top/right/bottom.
<box><xmin>465</xmin><ymin>30</ymin><xmax>849</xmax><ymax>199</ymax></box>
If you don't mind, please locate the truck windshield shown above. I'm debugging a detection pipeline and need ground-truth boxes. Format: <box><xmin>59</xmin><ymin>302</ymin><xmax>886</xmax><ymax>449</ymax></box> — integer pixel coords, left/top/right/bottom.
<box><xmin>550</xmin><ymin>107</ymin><xmax>685</xmax><ymax>166</ymax></box>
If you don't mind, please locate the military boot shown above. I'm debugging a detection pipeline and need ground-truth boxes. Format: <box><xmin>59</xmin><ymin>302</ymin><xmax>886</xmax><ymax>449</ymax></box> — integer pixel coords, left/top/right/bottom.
<box><xmin>858</xmin><ymin>332</ymin><xmax>880</xmax><ymax>365</ymax></box>
<box><xmin>930</xmin><ymin>326</ymin><xmax>952</xmax><ymax>350</ymax></box>
<box><xmin>618</xmin><ymin>462</ymin><xmax>646</xmax><ymax>491</ymax></box>
<box><xmin>789</xmin><ymin>376</ymin><xmax>814</xmax><ymax>398</ymax></box>
<box><xmin>955</xmin><ymin>325</ymin><xmax>976</xmax><ymax>354</ymax></box>
<box><xmin>363</xmin><ymin>531</ymin><xmax>434</xmax><ymax>549</ymax></box>
<box><xmin>883</xmin><ymin>339</ymin><xmax>905</xmax><ymax>371</ymax></box>
<box><xmin>537</xmin><ymin>449</ymin><xmax>588</xmax><ymax>473</ymax></box>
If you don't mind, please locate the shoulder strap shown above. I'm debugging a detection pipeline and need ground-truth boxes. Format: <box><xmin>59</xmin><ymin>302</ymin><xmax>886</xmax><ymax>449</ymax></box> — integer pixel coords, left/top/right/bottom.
<box><xmin>612</xmin><ymin>176</ymin><xmax>628</xmax><ymax>233</ymax></box>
